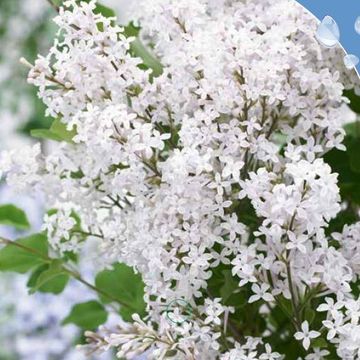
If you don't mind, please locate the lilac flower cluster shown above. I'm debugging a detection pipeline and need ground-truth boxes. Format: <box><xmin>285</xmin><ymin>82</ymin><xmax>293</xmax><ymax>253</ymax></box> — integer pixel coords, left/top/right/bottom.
<box><xmin>1</xmin><ymin>0</ymin><xmax>360</xmax><ymax>358</ymax></box>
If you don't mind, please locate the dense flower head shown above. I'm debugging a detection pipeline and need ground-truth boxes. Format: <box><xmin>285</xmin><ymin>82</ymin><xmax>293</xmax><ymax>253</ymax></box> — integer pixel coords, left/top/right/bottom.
<box><xmin>1</xmin><ymin>0</ymin><xmax>360</xmax><ymax>358</ymax></box>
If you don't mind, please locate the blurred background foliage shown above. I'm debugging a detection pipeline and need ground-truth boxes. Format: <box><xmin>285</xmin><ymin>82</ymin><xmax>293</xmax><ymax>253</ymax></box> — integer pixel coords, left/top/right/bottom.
<box><xmin>0</xmin><ymin>1</ymin><xmax>129</xmax><ymax>359</ymax></box>
<box><xmin>0</xmin><ymin>0</ymin><xmax>54</xmax><ymax>150</ymax></box>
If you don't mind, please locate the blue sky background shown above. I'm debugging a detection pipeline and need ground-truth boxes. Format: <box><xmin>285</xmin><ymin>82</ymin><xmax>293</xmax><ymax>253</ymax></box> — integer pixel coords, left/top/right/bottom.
<box><xmin>296</xmin><ymin>0</ymin><xmax>360</xmax><ymax>71</ymax></box>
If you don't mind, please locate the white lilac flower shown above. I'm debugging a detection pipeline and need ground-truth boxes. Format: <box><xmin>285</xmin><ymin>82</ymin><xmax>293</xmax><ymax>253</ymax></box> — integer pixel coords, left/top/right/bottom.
<box><xmin>294</xmin><ymin>321</ymin><xmax>320</xmax><ymax>351</ymax></box>
<box><xmin>249</xmin><ymin>283</ymin><xmax>275</xmax><ymax>304</ymax></box>
<box><xmin>323</xmin><ymin>313</ymin><xmax>344</xmax><ymax>340</ymax></box>
<box><xmin>305</xmin><ymin>348</ymin><xmax>330</xmax><ymax>360</ymax></box>
<box><xmin>334</xmin><ymin>223</ymin><xmax>360</xmax><ymax>276</ymax></box>
<box><xmin>317</xmin><ymin>297</ymin><xmax>344</xmax><ymax>317</ymax></box>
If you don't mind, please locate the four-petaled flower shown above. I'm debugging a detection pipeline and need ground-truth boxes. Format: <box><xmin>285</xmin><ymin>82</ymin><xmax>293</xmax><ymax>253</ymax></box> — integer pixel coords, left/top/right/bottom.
<box><xmin>294</xmin><ymin>321</ymin><xmax>320</xmax><ymax>350</ymax></box>
<box><xmin>249</xmin><ymin>283</ymin><xmax>275</xmax><ymax>303</ymax></box>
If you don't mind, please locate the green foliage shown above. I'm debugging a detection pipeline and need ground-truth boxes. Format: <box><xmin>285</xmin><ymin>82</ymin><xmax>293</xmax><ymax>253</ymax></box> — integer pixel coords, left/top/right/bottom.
<box><xmin>31</xmin><ymin>118</ymin><xmax>77</xmax><ymax>143</ymax></box>
<box><xmin>325</xmin><ymin>121</ymin><xmax>360</xmax><ymax>235</ymax></box>
<box><xmin>130</xmin><ymin>38</ymin><xmax>163</xmax><ymax>78</ymax></box>
<box><xmin>230</xmin><ymin>198</ymin><xmax>259</xmax><ymax>241</ymax></box>
<box><xmin>344</xmin><ymin>121</ymin><xmax>360</xmax><ymax>138</ymax></box>
<box><xmin>93</xmin><ymin>2</ymin><xmax>116</xmax><ymax>18</ymax></box>
<box><xmin>325</xmin><ymin>91</ymin><xmax>360</xmax><ymax>230</ymax></box>
<box><xmin>0</xmin><ymin>0</ymin><xmax>55</xmax><ymax>139</ymax></box>
<box><xmin>266</xmin><ymin>304</ymin><xmax>305</xmax><ymax>357</ymax></box>
<box><xmin>207</xmin><ymin>264</ymin><xmax>266</xmax><ymax>338</ymax></box>
<box><xmin>123</xmin><ymin>22</ymin><xmax>140</xmax><ymax>37</ymax></box>
<box><xmin>30</xmin><ymin>129</ymin><xmax>64</xmax><ymax>142</ymax></box>
<box><xmin>207</xmin><ymin>263</ymin><xmax>334</xmax><ymax>356</ymax></box>
<box><xmin>303</xmin><ymin>307</ymin><xmax>315</xmax><ymax>325</ymax></box>
<box><xmin>95</xmin><ymin>263</ymin><xmax>146</xmax><ymax>321</ymax></box>
<box><xmin>344</xmin><ymin>89</ymin><xmax>360</xmax><ymax>114</ymax></box>
<box><xmin>0</xmin><ymin>204</ymin><xmax>30</xmax><ymax>230</ymax></box>
<box><xmin>123</xmin><ymin>22</ymin><xmax>163</xmax><ymax>78</ymax></box>
<box><xmin>336</xmin><ymin>90</ymin><xmax>360</xmax><ymax>212</ymax></box>
<box><xmin>62</xmin><ymin>300</ymin><xmax>108</xmax><ymax>329</ymax></box>
<box><xmin>220</xmin><ymin>270</ymin><xmax>239</xmax><ymax>303</ymax></box>
<box><xmin>0</xmin><ymin>234</ymin><xmax>48</xmax><ymax>273</ymax></box>
<box><xmin>27</xmin><ymin>260</ymin><xmax>69</xmax><ymax>295</ymax></box>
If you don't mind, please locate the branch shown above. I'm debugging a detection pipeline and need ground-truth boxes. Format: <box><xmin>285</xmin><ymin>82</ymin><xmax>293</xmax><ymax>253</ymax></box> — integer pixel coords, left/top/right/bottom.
<box><xmin>46</xmin><ymin>0</ymin><xmax>60</xmax><ymax>13</ymax></box>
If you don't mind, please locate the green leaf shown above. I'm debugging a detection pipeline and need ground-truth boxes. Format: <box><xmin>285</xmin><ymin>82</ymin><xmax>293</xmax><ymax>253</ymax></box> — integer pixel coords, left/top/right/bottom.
<box><xmin>304</xmin><ymin>308</ymin><xmax>315</xmax><ymax>325</ymax></box>
<box><xmin>220</xmin><ymin>270</ymin><xmax>239</xmax><ymax>303</ymax></box>
<box><xmin>62</xmin><ymin>250</ymin><xmax>78</xmax><ymax>263</ymax></box>
<box><xmin>123</xmin><ymin>22</ymin><xmax>140</xmax><ymax>38</ymax></box>
<box><xmin>0</xmin><ymin>204</ymin><xmax>30</xmax><ymax>230</ymax></box>
<box><xmin>311</xmin><ymin>337</ymin><xmax>328</xmax><ymax>349</ymax></box>
<box><xmin>50</xmin><ymin>118</ymin><xmax>77</xmax><ymax>143</ymax></box>
<box><xmin>130</xmin><ymin>38</ymin><xmax>163</xmax><ymax>78</ymax></box>
<box><xmin>0</xmin><ymin>233</ymin><xmax>48</xmax><ymax>273</ymax></box>
<box><xmin>31</xmin><ymin>118</ymin><xmax>76</xmax><ymax>143</ymax></box>
<box><xmin>325</xmin><ymin>135</ymin><xmax>360</xmax><ymax>232</ymax></box>
<box><xmin>344</xmin><ymin>121</ymin><xmax>360</xmax><ymax>138</ymax></box>
<box><xmin>344</xmin><ymin>89</ymin><xmax>360</xmax><ymax>114</ymax></box>
<box><xmin>347</xmin><ymin>137</ymin><xmax>360</xmax><ymax>173</ymax></box>
<box><xmin>95</xmin><ymin>263</ymin><xmax>146</xmax><ymax>321</ymax></box>
<box><xmin>51</xmin><ymin>0</ymin><xmax>63</xmax><ymax>7</ymax></box>
<box><xmin>27</xmin><ymin>264</ymin><xmax>48</xmax><ymax>288</ymax></box>
<box><xmin>94</xmin><ymin>3</ymin><xmax>115</xmax><ymax>18</ymax></box>
<box><xmin>30</xmin><ymin>128</ymin><xmax>63</xmax><ymax>142</ymax></box>
<box><xmin>62</xmin><ymin>300</ymin><xmax>108</xmax><ymax>329</ymax></box>
<box><xmin>28</xmin><ymin>260</ymin><xmax>69</xmax><ymax>294</ymax></box>
<box><xmin>325</xmin><ymin>136</ymin><xmax>360</xmax><ymax>205</ymax></box>
<box><xmin>327</xmin><ymin>207</ymin><xmax>359</xmax><ymax>235</ymax></box>
<box><xmin>123</xmin><ymin>22</ymin><xmax>163</xmax><ymax>78</ymax></box>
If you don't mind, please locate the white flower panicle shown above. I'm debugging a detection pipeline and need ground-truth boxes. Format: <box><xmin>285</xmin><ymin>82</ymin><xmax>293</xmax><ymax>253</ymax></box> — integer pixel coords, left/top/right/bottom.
<box><xmin>334</xmin><ymin>223</ymin><xmax>360</xmax><ymax>277</ymax></box>
<box><xmin>1</xmin><ymin>0</ymin><xmax>360</xmax><ymax>358</ymax></box>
